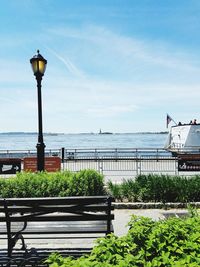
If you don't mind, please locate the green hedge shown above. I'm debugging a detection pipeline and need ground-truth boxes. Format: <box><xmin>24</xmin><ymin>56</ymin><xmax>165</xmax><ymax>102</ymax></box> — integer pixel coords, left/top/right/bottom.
<box><xmin>108</xmin><ymin>174</ymin><xmax>200</xmax><ymax>202</ymax></box>
<box><xmin>0</xmin><ymin>170</ymin><xmax>105</xmax><ymax>198</ymax></box>
<box><xmin>46</xmin><ymin>210</ymin><xmax>200</xmax><ymax>267</ymax></box>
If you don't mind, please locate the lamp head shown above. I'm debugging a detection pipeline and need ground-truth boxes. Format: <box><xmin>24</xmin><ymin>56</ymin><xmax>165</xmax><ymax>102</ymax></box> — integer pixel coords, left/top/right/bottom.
<box><xmin>30</xmin><ymin>50</ymin><xmax>47</xmax><ymax>76</ymax></box>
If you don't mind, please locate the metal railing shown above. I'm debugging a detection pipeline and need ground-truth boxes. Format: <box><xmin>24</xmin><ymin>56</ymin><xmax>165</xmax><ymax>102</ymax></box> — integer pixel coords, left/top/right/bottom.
<box><xmin>0</xmin><ymin>149</ymin><xmax>61</xmax><ymax>158</ymax></box>
<box><xmin>0</xmin><ymin>147</ymin><xmax>199</xmax><ymax>181</ymax></box>
<box><xmin>60</xmin><ymin>148</ymin><xmax>177</xmax><ymax>182</ymax></box>
<box><xmin>63</xmin><ymin>157</ymin><xmax>177</xmax><ymax>182</ymax></box>
<box><xmin>62</xmin><ymin>147</ymin><xmax>172</xmax><ymax>160</ymax></box>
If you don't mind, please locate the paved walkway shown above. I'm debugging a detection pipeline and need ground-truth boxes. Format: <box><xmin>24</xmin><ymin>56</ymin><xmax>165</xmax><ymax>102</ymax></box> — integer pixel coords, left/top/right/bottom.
<box><xmin>0</xmin><ymin>208</ymin><xmax>189</xmax><ymax>251</ymax></box>
<box><xmin>113</xmin><ymin>208</ymin><xmax>188</xmax><ymax>236</ymax></box>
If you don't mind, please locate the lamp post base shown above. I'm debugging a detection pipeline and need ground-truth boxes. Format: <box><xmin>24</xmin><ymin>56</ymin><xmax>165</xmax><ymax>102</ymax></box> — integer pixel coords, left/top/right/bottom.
<box><xmin>36</xmin><ymin>142</ymin><xmax>45</xmax><ymax>171</ymax></box>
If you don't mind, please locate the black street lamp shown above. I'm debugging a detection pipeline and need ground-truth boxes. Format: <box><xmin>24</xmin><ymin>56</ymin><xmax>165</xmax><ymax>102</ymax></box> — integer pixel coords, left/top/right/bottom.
<box><xmin>30</xmin><ymin>50</ymin><xmax>47</xmax><ymax>172</ymax></box>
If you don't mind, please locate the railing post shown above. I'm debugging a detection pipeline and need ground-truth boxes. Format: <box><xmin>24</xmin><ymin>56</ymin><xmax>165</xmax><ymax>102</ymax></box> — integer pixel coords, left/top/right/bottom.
<box><xmin>138</xmin><ymin>157</ymin><xmax>142</xmax><ymax>176</ymax></box>
<box><xmin>61</xmin><ymin>147</ymin><xmax>65</xmax><ymax>163</ymax></box>
<box><xmin>175</xmin><ymin>157</ymin><xmax>179</xmax><ymax>175</ymax></box>
<box><xmin>95</xmin><ymin>149</ymin><xmax>98</xmax><ymax>160</ymax></box>
<box><xmin>61</xmin><ymin>147</ymin><xmax>65</xmax><ymax>171</ymax></box>
<box><xmin>98</xmin><ymin>160</ymin><xmax>103</xmax><ymax>175</ymax></box>
<box><xmin>115</xmin><ymin>148</ymin><xmax>118</xmax><ymax>160</ymax></box>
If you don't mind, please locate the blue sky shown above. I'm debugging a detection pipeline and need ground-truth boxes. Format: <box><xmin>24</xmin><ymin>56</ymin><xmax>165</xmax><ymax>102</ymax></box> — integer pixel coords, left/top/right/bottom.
<box><xmin>1</xmin><ymin>0</ymin><xmax>200</xmax><ymax>133</ymax></box>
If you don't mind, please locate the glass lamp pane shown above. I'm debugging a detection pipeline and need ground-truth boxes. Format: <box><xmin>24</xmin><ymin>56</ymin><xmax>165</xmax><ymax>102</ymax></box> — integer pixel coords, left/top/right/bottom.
<box><xmin>31</xmin><ymin>61</ymin><xmax>38</xmax><ymax>74</ymax></box>
<box><xmin>38</xmin><ymin>60</ymin><xmax>46</xmax><ymax>74</ymax></box>
<box><xmin>31</xmin><ymin>60</ymin><xmax>46</xmax><ymax>75</ymax></box>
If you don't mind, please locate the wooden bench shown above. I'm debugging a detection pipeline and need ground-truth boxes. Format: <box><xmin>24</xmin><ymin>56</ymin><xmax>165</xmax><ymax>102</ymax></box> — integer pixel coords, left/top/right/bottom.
<box><xmin>0</xmin><ymin>196</ymin><xmax>114</xmax><ymax>266</ymax></box>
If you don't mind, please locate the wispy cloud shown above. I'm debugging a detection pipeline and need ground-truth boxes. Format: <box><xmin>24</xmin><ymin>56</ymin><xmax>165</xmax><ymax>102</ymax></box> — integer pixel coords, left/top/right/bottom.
<box><xmin>48</xmin><ymin>25</ymin><xmax>200</xmax><ymax>74</ymax></box>
<box><xmin>46</xmin><ymin>46</ymin><xmax>86</xmax><ymax>79</ymax></box>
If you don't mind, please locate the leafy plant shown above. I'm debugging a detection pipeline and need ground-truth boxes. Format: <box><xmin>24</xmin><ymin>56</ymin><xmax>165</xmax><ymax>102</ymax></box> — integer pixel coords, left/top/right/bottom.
<box><xmin>46</xmin><ymin>211</ymin><xmax>200</xmax><ymax>267</ymax></box>
<box><xmin>0</xmin><ymin>170</ymin><xmax>105</xmax><ymax>198</ymax></box>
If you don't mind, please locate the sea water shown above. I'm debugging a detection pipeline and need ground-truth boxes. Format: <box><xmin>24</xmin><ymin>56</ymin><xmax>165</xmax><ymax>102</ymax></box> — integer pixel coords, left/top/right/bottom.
<box><xmin>0</xmin><ymin>133</ymin><xmax>168</xmax><ymax>150</ymax></box>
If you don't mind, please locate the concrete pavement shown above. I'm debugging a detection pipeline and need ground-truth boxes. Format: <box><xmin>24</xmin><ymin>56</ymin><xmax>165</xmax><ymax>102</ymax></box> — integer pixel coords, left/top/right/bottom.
<box><xmin>113</xmin><ymin>208</ymin><xmax>189</xmax><ymax>236</ymax></box>
<box><xmin>0</xmin><ymin>208</ymin><xmax>189</xmax><ymax>251</ymax></box>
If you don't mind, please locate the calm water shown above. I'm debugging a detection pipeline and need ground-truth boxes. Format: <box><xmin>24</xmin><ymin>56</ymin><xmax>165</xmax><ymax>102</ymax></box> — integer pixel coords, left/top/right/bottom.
<box><xmin>0</xmin><ymin>133</ymin><xmax>168</xmax><ymax>150</ymax></box>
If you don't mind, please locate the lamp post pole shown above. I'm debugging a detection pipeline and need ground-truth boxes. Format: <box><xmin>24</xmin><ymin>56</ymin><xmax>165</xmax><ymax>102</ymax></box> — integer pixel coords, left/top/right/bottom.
<box><xmin>30</xmin><ymin>50</ymin><xmax>47</xmax><ymax>172</ymax></box>
<box><xmin>36</xmin><ymin>73</ymin><xmax>45</xmax><ymax>171</ymax></box>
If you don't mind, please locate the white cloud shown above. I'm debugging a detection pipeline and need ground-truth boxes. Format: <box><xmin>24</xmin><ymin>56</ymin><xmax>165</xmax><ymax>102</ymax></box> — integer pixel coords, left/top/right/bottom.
<box><xmin>48</xmin><ymin>25</ymin><xmax>200</xmax><ymax>74</ymax></box>
<box><xmin>45</xmin><ymin>46</ymin><xmax>86</xmax><ymax>78</ymax></box>
<box><xmin>1</xmin><ymin>22</ymin><xmax>200</xmax><ymax>132</ymax></box>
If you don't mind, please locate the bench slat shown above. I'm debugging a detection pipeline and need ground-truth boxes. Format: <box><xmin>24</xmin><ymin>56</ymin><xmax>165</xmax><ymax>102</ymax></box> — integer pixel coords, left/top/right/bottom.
<box><xmin>0</xmin><ymin>222</ymin><xmax>114</xmax><ymax>234</ymax></box>
<box><xmin>5</xmin><ymin>196</ymin><xmax>114</xmax><ymax>205</ymax></box>
<box><xmin>0</xmin><ymin>214</ymin><xmax>114</xmax><ymax>222</ymax></box>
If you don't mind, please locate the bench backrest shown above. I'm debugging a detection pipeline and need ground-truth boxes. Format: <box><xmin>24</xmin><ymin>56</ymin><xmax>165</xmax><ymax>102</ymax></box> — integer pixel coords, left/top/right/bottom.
<box><xmin>0</xmin><ymin>196</ymin><xmax>114</xmax><ymax>234</ymax></box>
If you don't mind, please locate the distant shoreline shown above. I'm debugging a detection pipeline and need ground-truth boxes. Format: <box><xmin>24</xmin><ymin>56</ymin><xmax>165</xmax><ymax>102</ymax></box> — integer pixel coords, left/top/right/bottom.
<box><xmin>0</xmin><ymin>131</ymin><xmax>168</xmax><ymax>135</ymax></box>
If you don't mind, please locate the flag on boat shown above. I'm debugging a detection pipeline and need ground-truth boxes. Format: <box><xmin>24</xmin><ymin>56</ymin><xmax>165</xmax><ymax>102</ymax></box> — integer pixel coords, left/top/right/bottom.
<box><xmin>166</xmin><ymin>114</ymin><xmax>173</xmax><ymax>128</ymax></box>
<box><xmin>166</xmin><ymin>114</ymin><xmax>177</xmax><ymax>128</ymax></box>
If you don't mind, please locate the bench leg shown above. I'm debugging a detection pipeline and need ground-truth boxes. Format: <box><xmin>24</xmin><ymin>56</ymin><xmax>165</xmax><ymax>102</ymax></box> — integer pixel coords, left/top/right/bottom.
<box><xmin>7</xmin><ymin>233</ymin><xmax>27</xmax><ymax>259</ymax></box>
<box><xmin>12</xmin><ymin>233</ymin><xmax>27</xmax><ymax>250</ymax></box>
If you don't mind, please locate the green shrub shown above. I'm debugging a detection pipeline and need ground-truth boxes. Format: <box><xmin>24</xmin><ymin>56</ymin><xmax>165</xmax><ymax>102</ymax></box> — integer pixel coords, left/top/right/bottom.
<box><xmin>46</xmin><ymin>211</ymin><xmax>200</xmax><ymax>267</ymax></box>
<box><xmin>120</xmin><ymin>179</ymin><xmax>140</xmax><ymax>202</ymax></box>
<box><xmin>107</xmin><ymin>181</ymin><xmax>122</xmax><ymax>201</ymax></box>
<box><xmin>68</xmin><ymin>169</ymin><xmax>105</xmax><ymax>196</ymax></box>
<box><xmin>108</xmin><ymin>174</ymin><xmax>200</xmax><ymax>203</ymax></box>
<box><xmin>136</xmin><ymin>174</ymin><xmax>182</xmax><ymax>202</ymax></box>
<box><xmin>0</xmin><ymin>170</ymin><xmax>105</xmax><ymax>198</ymax></box>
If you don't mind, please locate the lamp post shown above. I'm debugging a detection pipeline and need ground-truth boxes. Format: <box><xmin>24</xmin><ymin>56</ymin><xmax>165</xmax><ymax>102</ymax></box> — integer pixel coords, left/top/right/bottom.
<box><xmin>30</xmin><ymin>50</ymin><xmax>47</xmax><ymax>172</ymax></box>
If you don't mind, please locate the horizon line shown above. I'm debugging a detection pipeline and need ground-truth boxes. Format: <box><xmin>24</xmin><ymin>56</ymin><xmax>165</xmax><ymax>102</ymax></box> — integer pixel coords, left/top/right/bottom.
<box><xmin>0</xmin><ymin>131</ymin><xmax>168</xmax><ymax>135</ymax></box>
